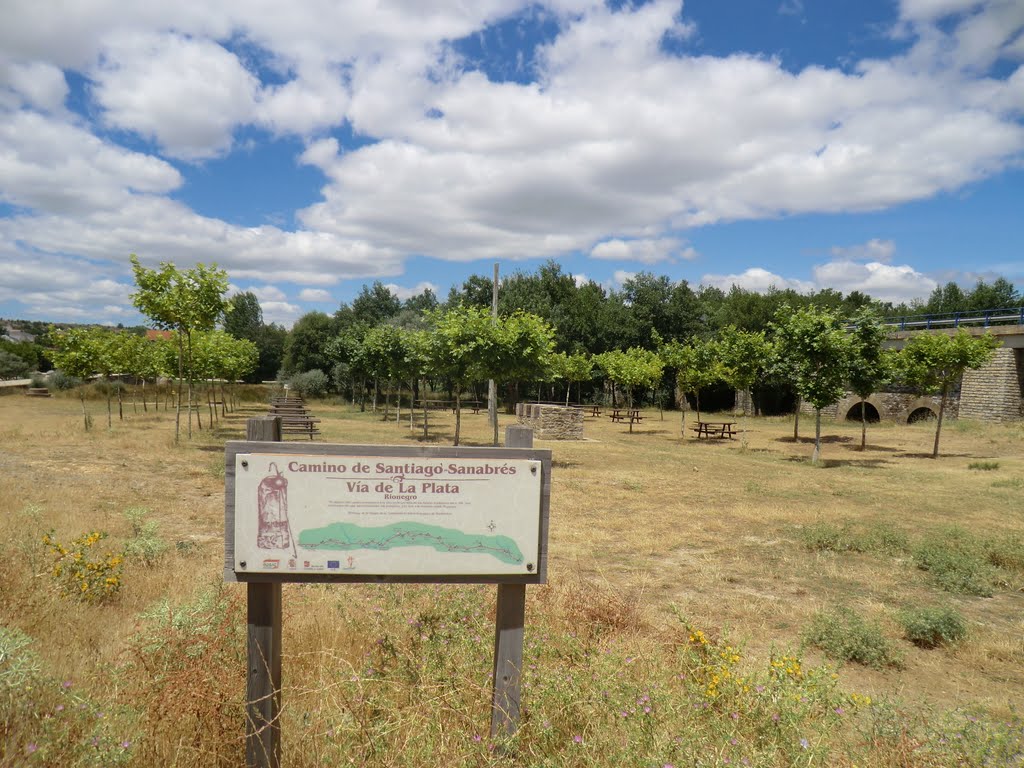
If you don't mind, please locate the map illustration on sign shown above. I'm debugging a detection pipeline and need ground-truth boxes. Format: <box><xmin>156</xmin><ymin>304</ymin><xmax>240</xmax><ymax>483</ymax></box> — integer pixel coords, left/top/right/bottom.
<box><xmin>233</xmin><ymin>453</ymin><xmax>542</xmax><ymax>576</ymax></box>
<box><xmin>298</xmin><ymin>522</ymin><xmax>524</xmax><ymax>564</ymax></box>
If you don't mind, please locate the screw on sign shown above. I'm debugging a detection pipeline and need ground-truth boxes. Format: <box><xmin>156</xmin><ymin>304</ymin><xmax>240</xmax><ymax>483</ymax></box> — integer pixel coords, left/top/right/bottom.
<box><xmin>257</xmin><ymin>462</ymin><xmax>295</xmax><ymax>555</ymax></box>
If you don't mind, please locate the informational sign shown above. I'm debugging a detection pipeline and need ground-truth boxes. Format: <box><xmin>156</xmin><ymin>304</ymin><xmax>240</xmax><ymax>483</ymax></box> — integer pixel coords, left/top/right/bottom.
<box><xmin>229</xmin><ymin>449</ymin><xmax>545</xmax><ymax>578</ymax></box>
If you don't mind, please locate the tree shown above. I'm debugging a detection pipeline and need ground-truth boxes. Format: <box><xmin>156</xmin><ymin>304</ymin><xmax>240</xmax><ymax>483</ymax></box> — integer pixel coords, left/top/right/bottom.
<box><xmin>594</xmin><ymin>348</ymin><xmax>664</xmax><ymax>432</ymax></box>
<box><xmin>716</xmin><ymin>326</ymin><xmax>772</xmax><ymax>445</ymax></box>
<box><xmin>898</xmin><ymin>330</ymin><xmax>1000</xmax><ymax>458</ymax></box>
<box><xmin>224</xmin><ymin>291</ymin><xmax>264</xmax><ymax>340</ymax></box>
<box><xmin>549</xmin><ymin>351</ymin><xmax>593</xmax><ymax>405</ymax></box>
<box><xmin>282</xmin><ymin>311</ymin><xmax>335</xmax><ymax>375</ymax></box>
<box><xmin>491</xmin><ymin>311</ymin><xmax>556</xmax><ymax>444</ymax></box>
<box><xmin>351</xmin><ymin>281</ymin><xmax>401</xmax><ymax>326</ymax></box>
<box><xmin>50</xmin><ymin>327</ymin><xmax>102</xmax><ymax>430</ymax></box>
<box><xmin>130</xmin><ymin>255</ymin><xmax>230</xmax><ymax>442</ymax></box>
<box><xmin>770</xmin><ymin>306</ymin><xmax>853</xmax><ymax>463</ymax></box>
<box><xmin>422</xmin><ymin>306</ymin><xmax>498</xmax><ymax>446</ymax></box>
<box><xmin>846</xmin><ymin>308</ymin><xmax>890</xmax><ymax>450</ymax></box>
<box><xmin>0</xmin><ymin>349</ymin><xmax>32</xmax><ymax>379</ymax></box>
<box><xmin>661</xmin><ymin>338</ymin><xmax>719</xmax><ymax>436</ymax></box>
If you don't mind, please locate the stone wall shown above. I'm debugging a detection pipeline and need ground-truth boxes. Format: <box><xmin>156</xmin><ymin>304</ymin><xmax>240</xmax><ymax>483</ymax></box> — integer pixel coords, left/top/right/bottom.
<box><xmin>832</xmin><ymin>391</ymin><xmax>956</xmax><ymax>422</ymax></box>
<box><xmin>959</xmin><ymin>348</ymin><xmax>1024</xmax><ymax>422</ymax></box>
<box><xmin>515</xmin><ymin>403</ymin><xmax>584</xmax><ymax>440</ymax></box>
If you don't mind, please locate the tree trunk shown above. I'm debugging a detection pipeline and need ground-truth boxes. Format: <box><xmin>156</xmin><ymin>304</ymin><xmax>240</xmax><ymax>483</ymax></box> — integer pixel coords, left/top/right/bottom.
<box><xmin>932</xmin><ymin>383</ymin><xmax>947</xmax><ymax>459</ymax></box>
<box><xmin>186</xmin><ymin>332</ymin><xmax>194</xmax><ymax>439</ymax></box>
<box><xmin>860</xmin><ymin>397</ymin><xmax>867</xmax><ymax>451</ymax></box>
<box><xmin>454</xmin><ymin>390</ymin><xmax>462</xmax><ymax>446</ymax></box>
<box><xmin>80</xmin><ymin>390</ymin><xmax>91</xmax><ymax>431</ymax></box>
<box><xmin>117</xmin><ymin>382</ymin><xmax>123</xmax><ymax>420</ymax></box>
<box><xmin>811</xmin><ymin>408</ymin><xmax>822</xmax><ymax>464</ymax></box>
<box><xmin>565</xmin><ymin>382</ymin><xmax>570</xmax><ymax>406</ymax></box>
<box><xmin>793</xmin><ymin>396</ymin><xmax>801</xmax><ymax>441</ymax></box>
<box><xmin>106</xmin><ymin>385</ymin><xmax>112</xmax><ymax>429</ymax></box>
<box><xmin>383</xmin><ymin>382</ymin><xmax>390</xmax><ymax>421</ymax></box>
<box><xmin>422</xmin><ymin>379</ymin><xmax>430</xmax><ymax>439</ymax></box>
<box><xmin>142</xmin><ymin>380</ymin><xmax>148</xmax><ymax>413</ymax></box>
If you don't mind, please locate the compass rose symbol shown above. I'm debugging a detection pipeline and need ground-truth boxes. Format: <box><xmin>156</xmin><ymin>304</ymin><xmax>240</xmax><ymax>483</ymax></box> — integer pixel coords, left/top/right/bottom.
<box><xmin>487</xmin><ymin>520</ymin><xmax>496</xmax><ymax>532</ymax></box>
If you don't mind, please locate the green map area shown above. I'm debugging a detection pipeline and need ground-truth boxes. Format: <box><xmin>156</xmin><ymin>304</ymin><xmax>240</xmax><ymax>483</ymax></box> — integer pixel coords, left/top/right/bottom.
<box><xmin>298</xmin><ymin>521</ymin><xmax>524</xmax><ymax>565</ymax></box>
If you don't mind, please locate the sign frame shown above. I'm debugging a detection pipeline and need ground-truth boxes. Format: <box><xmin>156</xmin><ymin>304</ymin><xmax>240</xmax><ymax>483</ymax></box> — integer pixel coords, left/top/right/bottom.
<box><xmin>224</xmin><ymin>440</ymin><xmax>551</xmax><ymax>585</ymax></box>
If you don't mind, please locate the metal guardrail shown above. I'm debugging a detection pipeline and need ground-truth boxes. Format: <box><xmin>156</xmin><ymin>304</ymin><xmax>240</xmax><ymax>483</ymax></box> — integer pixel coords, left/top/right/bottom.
<box><xmin>883</xmin><ymin>307</ymin><xmax>1024</xmax><ymax>331</ymax></box>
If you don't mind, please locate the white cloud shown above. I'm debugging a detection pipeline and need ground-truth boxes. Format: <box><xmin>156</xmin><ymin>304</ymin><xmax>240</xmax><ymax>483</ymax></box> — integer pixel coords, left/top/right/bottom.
<box><xmin>590</xmin><ymin>237</ymin><xmax>693</xmax><ymax>264</ymax></box>
<box><xmin>260</xmin><ymin>301</ymin><xmax>302</xmax><ymax>328</ymax></box>
<box><xmin>0</xmin><ymin>0</ymin><xmax>1022</xmax><ymax>321</ymax></box>
<box><xmin>811</xmin><ymin>260</ymin><xmax>937</xmax><ymax>303</ymax></box>
<box><xmin>699</xmin><ymin>258</ymin><xmax>939</xmax><ymax>304</ymax></box>
<box><xmin>0</xmin><ymin>60</ymin><xmax>67</xmax><ymax>112</ymax></box>
<box><xmin>572</xmin><ymin>273</ymin><xmax>589</xmax><ymax>287</ymax></box>
<box><xmin>298</xmin><ymin>288</ymin><xmax>333</xmax><ymax>302</ymax></box>
<box><xmin>383</xmin><ymin>281</ymin><xmax>440</xmax><ymax>300</ymax></box>
<box><xmin>829</xmin><ymin>238</ymin><xmax>897</xmax><ymax>263</ymax></box>
<box><xmin>700</xmin><ymin>267</ymin><xmax>815</xmax><ymax>294</ymax></box>
<box><xmin>0</xmin><ymin>110</ymin><xmax>182</xmax><ymax>214</ymax></box>
<box><xmin>250</xmin><ymin>285</ymin><xmax>288</xmax><ymax>303</ymax></box>
<box><xmin>92</xmin><ymin>33</ymin><xmax>260</xmax><ymax>160</ymax></box>
<box><xmin>611</xmin><ymin>270</ymin><xmax>637</xmax><ymax>288</ymax></box>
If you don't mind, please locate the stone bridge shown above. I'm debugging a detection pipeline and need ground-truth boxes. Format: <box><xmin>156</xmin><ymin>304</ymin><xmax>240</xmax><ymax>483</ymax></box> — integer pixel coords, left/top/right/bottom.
<box><xmin>819</xmin><ymin>323</ymin><xmax>1024</xmax><ymax>424</ymax></box>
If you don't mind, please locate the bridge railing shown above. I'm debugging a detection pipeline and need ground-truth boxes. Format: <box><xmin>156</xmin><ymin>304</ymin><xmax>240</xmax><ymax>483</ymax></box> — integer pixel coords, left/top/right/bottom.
<box><xmin>884</xmin><ymin>307</ymin><xmax>1024</xmax><ymax>331</ymax></box>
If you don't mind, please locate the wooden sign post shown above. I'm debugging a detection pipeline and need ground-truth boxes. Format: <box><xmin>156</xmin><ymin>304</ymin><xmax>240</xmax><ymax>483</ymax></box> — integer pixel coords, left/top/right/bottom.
<box><xmin>226</xmin><ymin>422</ymin><xmax>550</xmax><ymax>766</ymax></box>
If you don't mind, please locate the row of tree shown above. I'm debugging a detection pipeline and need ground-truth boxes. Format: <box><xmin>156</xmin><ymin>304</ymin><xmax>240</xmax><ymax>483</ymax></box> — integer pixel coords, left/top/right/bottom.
<box><xmin>49</xmin><ymin>326</ymin><xmax>257</xmax><ymax>434</ymax></box>
<box><xmin>40</xmin><ymin>257</ymin><xmax>1005</xmax><ymax>459</ymax></box>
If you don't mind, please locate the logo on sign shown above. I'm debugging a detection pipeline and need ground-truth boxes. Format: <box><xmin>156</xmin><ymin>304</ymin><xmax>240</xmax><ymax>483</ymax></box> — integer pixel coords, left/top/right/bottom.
<box><xmin>262</xmin><ymin>559</ymin><xmax>280</xmax><ymax>569</ymax></box>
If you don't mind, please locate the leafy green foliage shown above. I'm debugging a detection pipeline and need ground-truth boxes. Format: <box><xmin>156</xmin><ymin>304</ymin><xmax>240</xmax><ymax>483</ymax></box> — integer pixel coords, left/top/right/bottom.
<box><xmin>287</xmin><ymin>369</ymin><xmax>330</xmax><ymax>397</ymax></box>
<box><xmin>896</xmin><ymin>330</ymin><xmax>1000</xmax><ymax>457</ymax></box>
<box><xmin>594</xmin><ymin>348</ymin><xmax>664</xmax><ymax>408</ymax></box>
<box><xmin>804</xmin><ymin>607</ymin><xmax>903</xmax><ymax>669</ymax></box>
<box><xmin>898</xmin><ymin>605</ymin><xmax>968</xmax><ymax>648</ymax></box>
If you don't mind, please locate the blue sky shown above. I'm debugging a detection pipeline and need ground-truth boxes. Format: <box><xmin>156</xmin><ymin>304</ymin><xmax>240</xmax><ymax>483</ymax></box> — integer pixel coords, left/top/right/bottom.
<box><xmin>1</xmin><ymin>0</ymin><xmax>1022</xmax><ymax>327</ymax></box>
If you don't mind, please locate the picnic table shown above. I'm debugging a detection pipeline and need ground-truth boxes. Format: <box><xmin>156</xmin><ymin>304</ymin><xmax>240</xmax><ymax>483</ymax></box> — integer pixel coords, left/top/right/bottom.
<box><xmin>268</xmin><ymin>396</ymin><xmax>321</xmax><ymax>439</ymax></box>
<box><xmin>609</xmin><ymin>408</ymin><xmax>642</xmax><ymax>424</ymax></box>
<box><xmin>692</xmin><ymin>421</ymin><xmax>737</xmax><ymax>439</ymax></box>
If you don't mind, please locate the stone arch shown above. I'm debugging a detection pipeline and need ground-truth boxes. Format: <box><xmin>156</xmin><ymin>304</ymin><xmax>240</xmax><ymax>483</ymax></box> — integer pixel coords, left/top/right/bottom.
<box><xmin>900</xmin><ymin>397</ymin><xmax>939</xmax><ymax>423</ymax></box>
<box><xmin>845</xmin><ymin>401</ymin><xmax>881</xmax><ymax>423</ymax></box>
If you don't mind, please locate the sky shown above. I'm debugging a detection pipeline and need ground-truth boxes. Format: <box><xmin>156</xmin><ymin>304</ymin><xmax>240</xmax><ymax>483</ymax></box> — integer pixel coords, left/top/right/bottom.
<box><xmin>1</xmin><ymin>0</ymin><xmax>1022</xmax><ymax>328</ymax></box>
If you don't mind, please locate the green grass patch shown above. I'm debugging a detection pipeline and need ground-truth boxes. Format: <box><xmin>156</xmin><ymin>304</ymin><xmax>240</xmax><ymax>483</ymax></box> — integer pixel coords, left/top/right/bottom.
<box><xmin>801</xmin><ymin>520</ymin><xmax>908</xmax><ymax>556</ymax></box>
<box><xmin>967</xmin><ymin>461</ymin><xmax>999</xmax><ymax>471</ymax></box>
<box><xmin>804</xmin><ymin>606</ymin><xmax>904</xmax><ymax>669</ymax></box>
<box><xmin>912</xmin><ymin>528</ymin><xmax>996</xmax><ymax>597</ymax></box>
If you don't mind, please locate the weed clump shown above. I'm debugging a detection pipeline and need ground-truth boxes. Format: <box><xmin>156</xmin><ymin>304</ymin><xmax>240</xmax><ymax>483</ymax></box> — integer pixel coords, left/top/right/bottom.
<box><xmin>804</xmin><ymin>607</ymin><xmax>903</xmax><ymax>669</ymax></box>
<box><xmin>913</xmin><ymin>528</ymin><xmax>995</xmax><ymax>597</ymax></box>
<box><xmin>123</xmin><ymin>507</ymin><xmax>168</xmax><ymax>566</ymax></box>
<box><xmin>898</xmin><ymin>605</ymin><xmax>968</xmax><ymax>649</ymax></box>
<box><xmin>967</xmin><ymin>461</ymin><xmax>999</xmax><ymax>471</ymax></box>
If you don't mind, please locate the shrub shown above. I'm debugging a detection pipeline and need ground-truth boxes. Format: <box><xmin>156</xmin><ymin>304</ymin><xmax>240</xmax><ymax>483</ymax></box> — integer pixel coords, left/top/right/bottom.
<box><xmin>898</xmin><ymin>605</ymin><xmax>968</xmax><ymax>648</ymax></box>
<box><xmin>123</xmin><ymin>507</ymin><xmax>168</xmax><ymax>566</ymax></box>
<box><xmin>49</xmin><ymin>370</ymin><xmax>82</xmax><ymax>391</ymax></box>
<box><xmin>287</xmin><ymin>368</ymin><xmax>329</xmax><ymax>397</ymax></box>
<box><xmin>30</xmin><ymin>372</ymin><xmax>47</xmax><ymax>387</ymax></box>
<box><xmin>0</xmin><ymin>349</ymin><xmax>32</xmax><ymax>379</ymax></box>
<box><xmin>913</xmin><ymin>528</ymin><xmax>995</xmax><ymax>596</ymax></box>
<box><xmin>804</xmin><ymin>606</ymin><xmax>903</xmax><ymax>669</ymax></box>
<box><xmin>42</xmin><ymin>530</ymin><xmax>124</xmax><ymax>603</ymax></box>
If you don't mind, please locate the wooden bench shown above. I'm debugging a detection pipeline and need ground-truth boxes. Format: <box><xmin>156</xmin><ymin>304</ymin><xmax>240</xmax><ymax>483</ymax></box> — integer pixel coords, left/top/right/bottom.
<box><xmin>691</xmin><ymin>421</ymin><xmax>737</xmax><ymax>439</ymax></box>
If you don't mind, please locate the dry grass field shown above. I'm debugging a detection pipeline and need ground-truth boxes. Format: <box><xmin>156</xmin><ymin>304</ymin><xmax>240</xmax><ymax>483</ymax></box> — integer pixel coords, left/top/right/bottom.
<box><xmin>1</xmin><ymin>387</ymin><xmax>1022</xmax><ymax>766</ymax></box>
